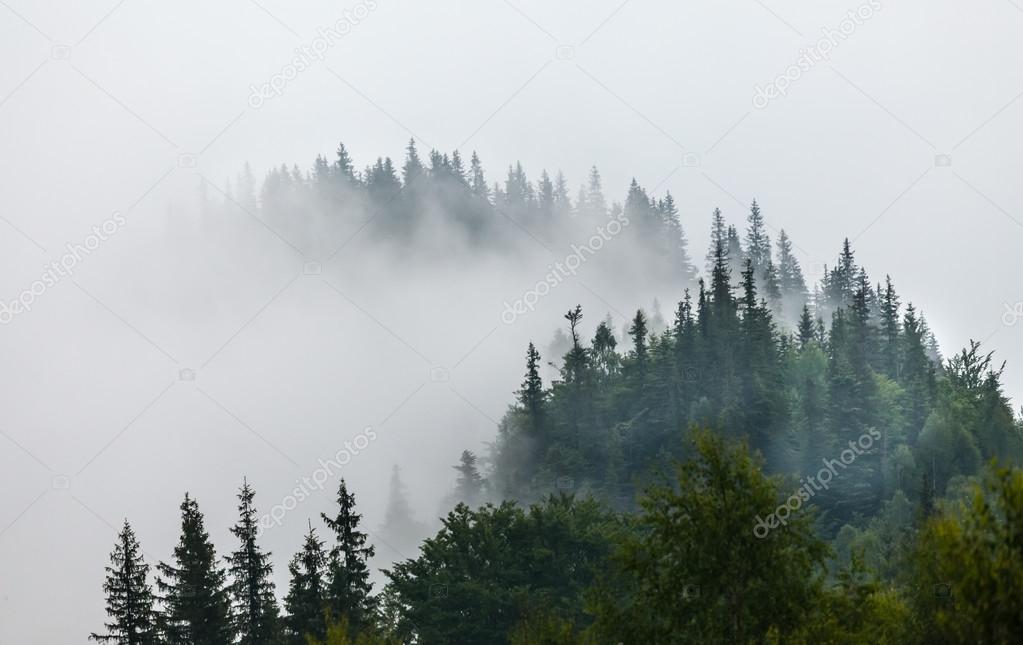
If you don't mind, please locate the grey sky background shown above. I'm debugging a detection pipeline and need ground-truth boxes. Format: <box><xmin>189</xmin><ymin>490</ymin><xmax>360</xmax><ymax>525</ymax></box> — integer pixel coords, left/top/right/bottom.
<box><xmin>2</xmin><ymin>0</ymin><xmax>1023</xmax><ymax>642</ymax></box>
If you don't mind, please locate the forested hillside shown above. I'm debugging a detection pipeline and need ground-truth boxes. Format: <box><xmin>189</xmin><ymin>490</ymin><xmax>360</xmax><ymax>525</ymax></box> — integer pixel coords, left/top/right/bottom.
<box><xmin>91</xmin><ymin>144</ymin><xmax>1023</xmax><ymax>644</ymax></box>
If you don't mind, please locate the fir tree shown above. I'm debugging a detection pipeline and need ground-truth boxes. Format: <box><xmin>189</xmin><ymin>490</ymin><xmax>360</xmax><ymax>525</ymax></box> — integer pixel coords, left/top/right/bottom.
<box><xmin>745</xmin><ymin>199</ymin><xmax>771</xmax><ymax>276</ymax></box>
<box><xmin>156</xmin><ymin>495</ymin><xmax>233</xmax><ymax>645</ymax></box>
<box><xmin>517</xmin><ymin>342</ymin><xmax>546</xmax><ymax>436</ymax></box>
<box><xmin>380</xmin><ymin>465</ymin><xmax>426</xmax><ymax>555</ymax></box>
<box><xmin>225</xmin><ymin>479</ymin><xmax>280</xmax><ymax>645</ymax></box>
<box><xmin>469</xmin><ymin>151</ymin><xmax>489</xmax><ymax>200</ymax></box>
<box><xmin>90</xmin><ymin>521</ymin><xmax>159</xmax><ymax>645</ymax></box>
<box><xmin>283</xmin><ymin>523</ymin><xmax>327</xmax><ymax>645</ymax></box>
<box><xmin>320</xmin><ymin>480</ymin><xmax>377</xmax><ymax>631</ymax></box>
<box><xmin>453</xmin><ymin>449</ymin><xmax>485</xmax><ymax>507</ymax></box>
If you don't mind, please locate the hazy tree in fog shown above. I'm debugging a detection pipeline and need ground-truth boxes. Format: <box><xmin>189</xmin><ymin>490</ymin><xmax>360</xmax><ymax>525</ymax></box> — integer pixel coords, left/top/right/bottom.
<box><xmin>380</xmin><ymin>465</ymin><xmax>426</xmax><ymax>556</ymax></box>
<box><xmin>452</xmin><ymin>450</ymin><xmax>485</xmax><ymax>508</ymax></box>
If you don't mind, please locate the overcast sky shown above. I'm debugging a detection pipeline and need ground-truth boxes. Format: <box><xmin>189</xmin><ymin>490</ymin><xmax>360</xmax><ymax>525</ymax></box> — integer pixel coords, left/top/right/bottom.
<box><xmin>2</xmin><ymin>1</ymin><xmax>1023</xmax><ymax>642</ymax></box>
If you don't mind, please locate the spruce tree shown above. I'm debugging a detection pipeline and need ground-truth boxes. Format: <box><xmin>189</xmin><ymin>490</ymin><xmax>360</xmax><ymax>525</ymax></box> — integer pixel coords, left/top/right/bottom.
<box><xmin>401</xmin><ymin>138</ymin><xmax>423</xmax><ymax>186</ymax></box>
<box><xmin>453</xmin><ymin>450</ymin><xmax>485</xmax><ymax>507</ymax></box>
<box><xmin>380</xmin><ymin>465</ymin><xmax>426</xmax><ymax>555</ymax></box>
<box><xmin>516</xmin><ymin>342</ymin><xmax>546</xmax><ymax>436</ymax></box>
<box><xmin>706</xmin><ymin>208</ymin><xmax>727</xmax><ymax>274</ymax></box>
<box><xmin>469</xmin><ymin>151</ymin><xmax>489</xmax><ymax>200</ymax></box>
<box><xmin>744</xmin><ymin>199</ymin><xmax>771</xmax><ymax>276</ymax></box>
<box><xmin>225</xmin><ymin>479</ymin><xmax>280</xmax><ymax>645</ymax></box>
<box><xmin>283</xmin><ymin>523</ymin><xmax>327</xmax><ymax>645</ymax></box>
<box><xmin>90</xmin><ymin>521</ymin><xmax>159</xmax><ymax>645</ymax></box>
<box><xmin>320</xmin><ymin>480</ymin><xmax>377</xmax><ymax>631</ymax></box>
<box><xmin>156</xmin><ymin>495</ymin><xmax>233</xmax><ymax>645</ymax></box>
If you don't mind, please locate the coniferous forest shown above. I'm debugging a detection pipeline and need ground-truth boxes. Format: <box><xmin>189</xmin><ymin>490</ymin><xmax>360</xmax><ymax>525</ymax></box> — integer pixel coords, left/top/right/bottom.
<box><xmin>91</xmin><ymin>142</ymin><xmax>1023</xmax><ymax>644</ymax></box>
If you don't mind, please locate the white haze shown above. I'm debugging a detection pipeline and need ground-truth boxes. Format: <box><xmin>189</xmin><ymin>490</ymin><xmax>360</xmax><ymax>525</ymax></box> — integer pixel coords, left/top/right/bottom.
<box><xmin>2</xmin><ymin>1</ymin><xmax>1023</xmax><ymax>642</ymax></box>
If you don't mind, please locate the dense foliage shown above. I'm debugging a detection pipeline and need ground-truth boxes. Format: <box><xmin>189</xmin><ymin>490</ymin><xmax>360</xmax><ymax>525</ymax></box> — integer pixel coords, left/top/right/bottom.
<box><xmin>91</xmin><ymin>147</ymin><xmax>1023</xmax><ymax>642</ymax></box>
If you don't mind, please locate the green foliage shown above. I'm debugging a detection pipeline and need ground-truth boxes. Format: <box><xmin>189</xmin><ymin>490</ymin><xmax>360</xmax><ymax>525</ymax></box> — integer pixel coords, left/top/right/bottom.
<box><xmin>909</xmin><ymin>463</ymin><xmax>1023</xmax><ymax>643</ymax></box>
<box><xmin>383</xmin><ymin>495</ymin><xmax>615</xmax><ymax>644</ymax></box>
<box><xmin>588</xmin><ymin>429</ymin><xmax>829</xmax><ymax>643</ymax></box>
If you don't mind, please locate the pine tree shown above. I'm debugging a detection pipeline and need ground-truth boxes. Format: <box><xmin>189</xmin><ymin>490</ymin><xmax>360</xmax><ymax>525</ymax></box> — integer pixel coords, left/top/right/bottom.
<box><xmin>453</xmin><ymin>449</ymin><xmax>485</xmax><ymax>507</ymax></box>
<box><xmin>469</xmin><ymin>151</ymin><xmax>489</xmax><ymax>200</ymax></box>
<box><xmin>283</xmin><ymin>523</ymin><xmax>328</xmax><ymax>645</ymax></box>
<box><xmin>402</xmin><ymin>138</ymin><xmax>424</xmax><ymax>186</ymax></box>
<box><xmin>745</xmin><ymin>199</ymin><xmax>771</xmax><ymax>276</ymax></box>
<box><xmin>584</xmin><ymin>166</ymin><xmax>607</xmax><ymax>216</ymax></box>
<box><xmin>90</xmin><ymin>521</ymin><xmax>158</xmax><ymax>645</ymax></box>
<box><xmin>797</xmin><ymin>305</ymin><xmax>815</xmax><ymax>349</ymax></box>
<box><xmin>320</xmin><ymin>480</ymin><xmax>377</xmax><ymax>631</ymax></box>
<box><xmin>517</xmin><ymin>342</ymin><xmax>546</xmax><ymax>436</ymax></box>
<box><xmin>706</xmin><ymin>208</ymin><xmax>727</xmax><ymax>275</ymax></box>
<box><xmin>380</xmin><ymin>465</ymin><xmax>425</xmax><ymax>555</ymax></box>
<box><xmin>659</xmin><ymin>191</ymin><xmax>697</xmax><ymax>284</ymax></box>
<box><xmin>879</xmin><ymin>275</ymin><xmax>901</xmax><ymax>379</ymax></box>
<box><xmin>225</xmin><ymin>479</ymin><xmax>280</xmax><ymax>645</ymax></box>
<box><xmin>627</xmin><ymin>309</ymin><xmax>649</xmax><ymax>378</ymax></box>
<box><xmin>156</xmin><ymin>495</ymin><xmax>233</xmax><ymax>645</ymax></box>
<box><xmin>334</xmin><ymin>142</ymin><xmax>356</xmax><ymax>182</ymax></box>
<box><xmin>537</xmin><ymin>170</ymin><xmax>555</xmax><ymax>217</ymax></box>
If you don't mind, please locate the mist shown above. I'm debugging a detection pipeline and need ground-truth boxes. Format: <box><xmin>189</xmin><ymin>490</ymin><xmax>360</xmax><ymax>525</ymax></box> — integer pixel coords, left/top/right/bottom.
<box><xmin>3</xmin><ymin>1</ymin><xmax>1023</xmax><ymax>643</ymax></box>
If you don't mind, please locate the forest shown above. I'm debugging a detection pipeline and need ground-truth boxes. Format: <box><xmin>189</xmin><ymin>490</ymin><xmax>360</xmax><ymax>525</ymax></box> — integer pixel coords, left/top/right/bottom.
<box><xmin>91</xmin><ymin>141</ymin><xmax>1023</xmax><ymax>644</ymax></box>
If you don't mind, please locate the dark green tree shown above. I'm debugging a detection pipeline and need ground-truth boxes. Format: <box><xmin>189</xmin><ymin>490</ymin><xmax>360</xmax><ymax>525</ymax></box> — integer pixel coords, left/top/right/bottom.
<box><xmin>90</xmin><ymin>521</ymin><xmax>159</xmax><ymax>645</ymax></box>
<box><xmin>156</xmin><ymin>495</ymin><xmax>233</xmax><ymax>645</ymax></box>
<box><xmin>283</xmin><ymin>523</ymin><xmax>328</xmax><ymax>645</ymax></box>
<box><xmin>225</xmin><ymin>479</ymin><xmax>280</xmax><ymax>645</ymax></box>
<box><xmin>321</xmin><ymin>480</ymin><xmax>377</xmax><ymax>631</ymax></box>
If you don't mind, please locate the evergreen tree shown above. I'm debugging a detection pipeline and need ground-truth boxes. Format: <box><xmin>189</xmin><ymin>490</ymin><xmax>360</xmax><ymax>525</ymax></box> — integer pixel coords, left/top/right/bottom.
<box><xmin>334</xmin><ymin>141</ymin><xmax>357</xmax><ymax>183</ymax></box>
<box><xmin>516</xmin><ymin>342</ymin><xmax>546</xmax><ymax>436</ymax></box>
<box><xmin>401</xmin><ymin>138</ymin><xmax>424</xmax><ymax>186</ymax></box>
<box><xmin>225</xmin><ymin>479</ymin><xmax>280</xmax><ymax>645</ymax></box>
<box><xmin>797</xmin><ymin>305</ymin><xmax>816</xmax><ymax>349</ymax></box>
<box><xmin>468</xmin><ymin>151</ymin><xmax>489</xmax><ymax>200</ymax></box>
<box><xmin>90</xmin><ymin>521</ymin><xmax>159</xmax><ymax>645</ymax></box>
<box><xmin>744</xmin><ymin>199</ymin><xmax>771</xmax><ymax>277</ymax></box>
<box><xmin>453</xmin><ymin>450</ymin><xmax>485</xmax><ymax>507</ymax></box>
<box><xmin>320</xmin><ymin>480</ymin><xmax>377</xmax><ymax>631</ymax></box>
<box><xmin>283</xmin><ymin>523</ymin><xmax>327</xmax><ymax>645</ymax></box>
<box><xmin>156</xmin><ymin>495</ymin><xmax>233</xmax><ymax>645</ymax></box>
<box><xmin>706</xmin><ymin>207</ymin><xmax>727</xmax><ymax>275</ymax></box>
<box><xmin>380</xmin><ymin>465</ymin><xmax>426</xmax><ymax>557</ymax></box>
